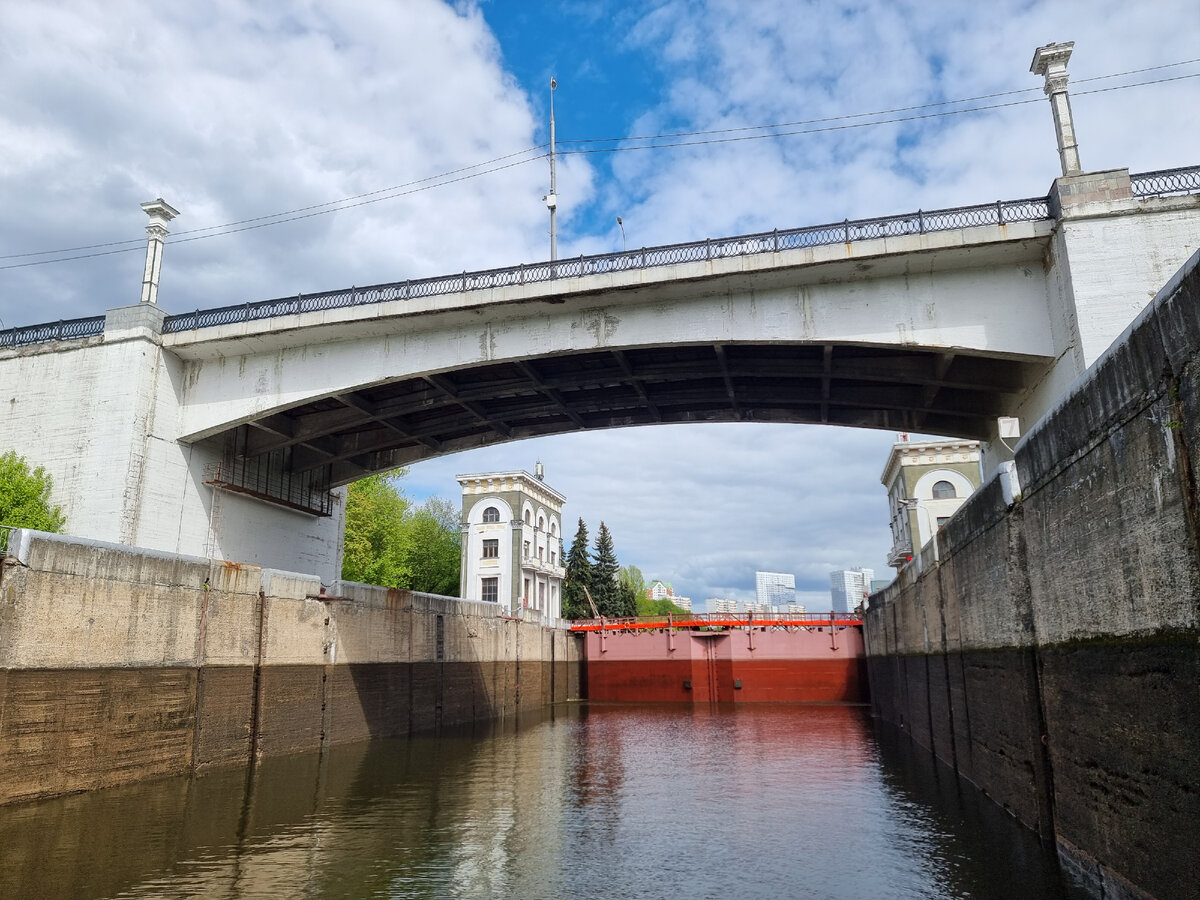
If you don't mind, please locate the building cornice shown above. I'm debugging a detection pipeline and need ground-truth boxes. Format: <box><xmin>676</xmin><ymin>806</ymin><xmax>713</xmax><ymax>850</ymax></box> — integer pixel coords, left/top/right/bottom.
<box><xmin>880</xmin><ymin>439</ymin><xmax>980</xmax><ymax>487</ymax></box>
<box><xmin>456</xmin><ymin>470</ymin><xmax>567</xmax><ymax>507</ymax></box>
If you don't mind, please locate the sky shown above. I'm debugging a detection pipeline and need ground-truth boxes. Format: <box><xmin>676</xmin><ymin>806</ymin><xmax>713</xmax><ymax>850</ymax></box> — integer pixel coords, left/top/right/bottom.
<box><xmin>1</xmin><ymin>1</ymin><xmax>1198</xmax><ymax>607</ymax></box>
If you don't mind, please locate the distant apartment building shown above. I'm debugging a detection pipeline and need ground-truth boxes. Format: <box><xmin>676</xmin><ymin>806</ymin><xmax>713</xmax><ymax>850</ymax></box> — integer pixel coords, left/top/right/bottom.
<box><xmin>457</xmin><ymin>463</ymin><xmax>566</xmax><ymax>623</ymax></box>
<box><xmin>709</xmin><ymin>597</ymin><xmax>739</xmax><ymax>614</ymax></box>
<box><xmin>755</xmin><ymin>571</ymin><xmax>796</xmax><ymax>608</ymax></box>
<box><xmin>881</xmin><ymin>436</ymin><xmax>982</xmax><ymax>569</ymax></box>
<box><xmin>647</xmin><ymin>580</ymin><xmax>692</xmax><ymax>611</ymax></box>
<box><xmin>830</xmin><ymin>568</ymin><xmax>874</xmax><ymax>613</ymax></box>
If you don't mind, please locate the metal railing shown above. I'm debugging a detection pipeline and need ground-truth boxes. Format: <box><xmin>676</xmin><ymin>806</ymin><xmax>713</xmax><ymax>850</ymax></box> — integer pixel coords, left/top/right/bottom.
<box><xmin>1130</xmin><ymin>164</ymin><xmax>1200</xmax><ymax>197</ymax></box>
<box><xmin>0</xmin><ymin>316</ymin><xmax>105</xmax><ymax>350</ymax></box>
<box><xmin>3</xmin><ymin>164</ymin><xmax>1195</xmax><ymax>350</ymax></box>
<box><xmin>160</xmin><ymin>195</ymin><xmax>1051</xmax><ymax>334</ymax></box>
<box><xmin>0</xmin><ymin>525</ymin><xmax>14</xmax><ymax>556</ymax></box>
<box><xmin>569</xmin><ymin>611</ymin><xmax>864</xmax><ymax>632</ymax></box>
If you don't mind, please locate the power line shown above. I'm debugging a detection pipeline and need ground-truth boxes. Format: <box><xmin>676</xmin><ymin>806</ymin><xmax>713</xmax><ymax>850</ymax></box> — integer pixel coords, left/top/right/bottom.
<box><xmin>2</xmin><ymin>60</ymin><xmax>1196</xmax><ymax>269</ymax></box>
<box><xmin>0</xmin><ymin>144</ymin><xmax>548</xmax><ymax>262</ymax></box>
<box><xmin>0</xmin><ymin>152</ymin><xmax>548</xmax><ymax>270</ymax></box>
<box><xmin>559</xmin><ymin>71</ymin><xmax>1200</xmax><ymax>156</ymax></box>
<box><xmin>557</xmin><ymin>58</ymin><xmax>1200</xmax><ymax>148</ymax></box>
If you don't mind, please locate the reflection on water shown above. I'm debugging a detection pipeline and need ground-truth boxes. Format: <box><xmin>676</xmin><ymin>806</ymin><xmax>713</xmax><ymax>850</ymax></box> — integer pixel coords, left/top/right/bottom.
<box><xmin>0</xmin><ymin>704</ymin><xmax>1082</xmax><ymax>899</ymax></box>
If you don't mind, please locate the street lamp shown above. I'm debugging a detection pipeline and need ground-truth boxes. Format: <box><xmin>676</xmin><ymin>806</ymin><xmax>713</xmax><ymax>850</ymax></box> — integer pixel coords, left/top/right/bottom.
<box><xmin>902</xmin><ymin>498</ymin><xmax>939</xmax><ymax>564</ymax></box>
<box><xmin>617</xmin><ymin>216</ymin><xmax>626</xmax><ymax>252</ymax></box>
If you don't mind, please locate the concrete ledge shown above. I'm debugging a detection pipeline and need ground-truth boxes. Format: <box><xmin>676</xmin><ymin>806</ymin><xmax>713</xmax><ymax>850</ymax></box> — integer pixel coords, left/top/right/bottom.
<box><xmin>261</xmin><ymin>568</ymin><xmax>322</xmax><ymax>600</ymax></box>
<box><xmin>10</xmin><ymin>529</ymin><xmax>212</xmax><ymax>588</ymax></box>
<box><xmin>332</xmin><ymin>580</ymin><xmax>503</xmax><ymax>619</ymax></box>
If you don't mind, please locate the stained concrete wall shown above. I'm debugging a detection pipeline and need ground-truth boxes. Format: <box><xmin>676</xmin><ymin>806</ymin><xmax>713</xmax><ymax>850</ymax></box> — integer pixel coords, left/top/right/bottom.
<box><xmin>0</xmin><ymin>531</ymin><xmax>581</xmax><ymax>806</ymax></box>
<box><xmin>0</xmin><ymin>309</ymin><xmax>348</xmax><ymax>584</ymax></box>
<box><xmin>865</xmin><ymin>248</ymin><xmax>1200</xmax><ymax>900</ymax></box>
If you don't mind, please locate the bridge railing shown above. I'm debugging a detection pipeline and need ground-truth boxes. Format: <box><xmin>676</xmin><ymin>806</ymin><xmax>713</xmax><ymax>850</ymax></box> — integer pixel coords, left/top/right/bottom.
<box><xmin>4</xmin><ymin>164</ymin><xmax>1197</xmax><ymax>349</ymax></box>
<box><xmin>0</xmin><ymin>315</ymin><xmax>105</xmax><ymax>350</ymax></box>
<box><xmin>1130</xmin><ymin>164</ymin><xmax>1200</xmax><ymax>197</ymax></box>
<box><xmin>158</xmin><ymin>195</ymin><xmax>1051</xmax><ymax>334</ymax></box>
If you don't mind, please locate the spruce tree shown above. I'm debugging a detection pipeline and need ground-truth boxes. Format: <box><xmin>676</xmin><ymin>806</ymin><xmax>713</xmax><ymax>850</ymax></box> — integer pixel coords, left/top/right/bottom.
<box><xmin>592</xmin><ymin>521</ymin><xmax>621</xmax><ymax>617</ymax></box>
<box><xmin>562</xmin><ymin>517</ymin><xmax>593</xmax><ymax>619</ymax></box>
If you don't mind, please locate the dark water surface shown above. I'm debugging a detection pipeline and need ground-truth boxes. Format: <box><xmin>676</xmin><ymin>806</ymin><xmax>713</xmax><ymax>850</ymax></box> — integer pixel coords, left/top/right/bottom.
<box><xmin>0</xmin><ymin>703</ymin><xmax>1084</xmax><ymax>899</ymax></box>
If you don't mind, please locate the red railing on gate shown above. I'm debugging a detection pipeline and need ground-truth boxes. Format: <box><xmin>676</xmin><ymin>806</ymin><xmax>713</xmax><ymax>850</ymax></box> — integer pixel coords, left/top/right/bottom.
<box><xmin>568</xmin><ymin>611</ymin><xmax>863</xmax><ymax>632</ymax></box>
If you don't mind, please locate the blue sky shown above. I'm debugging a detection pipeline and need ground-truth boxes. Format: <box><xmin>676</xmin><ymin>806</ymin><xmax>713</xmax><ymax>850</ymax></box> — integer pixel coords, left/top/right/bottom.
<box><xmin>1</xmin><ymin>1</ymin><xmax>1198</xmax><ymax>606</ymax></box>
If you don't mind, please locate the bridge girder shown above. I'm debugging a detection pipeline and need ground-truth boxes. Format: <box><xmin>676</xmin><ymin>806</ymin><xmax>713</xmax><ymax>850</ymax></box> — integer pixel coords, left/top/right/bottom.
<box><xmin>221</xmin><ymin>341</ymin><xmax>1039</xmax><ymax>486</ymax></box>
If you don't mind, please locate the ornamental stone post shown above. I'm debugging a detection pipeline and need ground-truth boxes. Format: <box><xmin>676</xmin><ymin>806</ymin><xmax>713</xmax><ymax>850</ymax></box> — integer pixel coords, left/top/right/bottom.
<box><xmin>139</xmin><ymin>198</ymin><xmax>179</xmax><ymax>305</ymax></box>
<box><xmin>1030</xmin><ymin>42</ymin><xmax>1082</xmax><ymax>176</ymax></box>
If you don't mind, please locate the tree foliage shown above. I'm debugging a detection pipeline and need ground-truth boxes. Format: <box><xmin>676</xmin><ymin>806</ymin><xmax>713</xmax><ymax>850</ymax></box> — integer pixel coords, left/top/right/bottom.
<box><xmin>562</xmin><ymin>517</ymin><xmax>593</xmax><ymax>619</ymax></box>
<box><xmin>342</xmin><ymin>473</ymin><xmax>412</xmax><ymax>588</ymax></box>
<box><xmin>638</xmin><ymin>596</ymin><xmax>690</xmax><ymax>617</ymax></box>
<box><xmin>341</xmin><ymin>473</ymin><xmax>461</xmax><ymax>595</ymax></box>
<box><xmin>592</xmin><ymin>521</ymin><xmax>630</xmax><ymax>617</ymax></box>
<box><xmin>402</xmin><ymin>497</ymin><xmax>463</xmax><ymax>595</ymax></box>
<box><xmin>0</xmin><ymin>451</ymin><xmax>65</xmax><ymax>533</ymax></box>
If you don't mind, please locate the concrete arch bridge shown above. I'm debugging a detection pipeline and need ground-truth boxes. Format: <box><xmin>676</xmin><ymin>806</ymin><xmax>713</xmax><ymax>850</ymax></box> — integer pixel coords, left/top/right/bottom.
<box><xmin>1</xmin><ymin>164</ymin><xmax>1198</xmax><ymax>584</ymax></box>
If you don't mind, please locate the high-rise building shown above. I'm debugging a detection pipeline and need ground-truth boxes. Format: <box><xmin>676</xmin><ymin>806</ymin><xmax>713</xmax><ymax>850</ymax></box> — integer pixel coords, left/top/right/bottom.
<box><xmin>755</xmin><ymin>571</ymin><xmax>795</xmax><ymax>608</ymax></box>
<box><xmin>881</xmin><ymin>437</ymin><xmax>983</xmax><ymax>569</ymax></box>
<box><xmin>457</xmin><ymin>462</ymin><xmax>566</xmax><ymax>623</ymax></box>
<box><xmin>830</xmin><ymin>568</ymin><xmax>874</xmax><ymax>613</ymax></box>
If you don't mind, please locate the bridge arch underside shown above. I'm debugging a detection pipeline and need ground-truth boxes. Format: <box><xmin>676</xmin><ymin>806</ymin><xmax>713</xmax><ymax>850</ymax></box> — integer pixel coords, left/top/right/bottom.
<box><xmin>213</xmin><ymin>341</ymin><xmax>1044</xmax><ymax>494</ymax></box>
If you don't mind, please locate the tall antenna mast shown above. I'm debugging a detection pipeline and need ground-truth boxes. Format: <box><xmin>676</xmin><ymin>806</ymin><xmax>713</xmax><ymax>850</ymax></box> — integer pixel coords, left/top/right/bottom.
<box><xmin>546</xmin><ymin>76</ymin><xmax>558</xmax><ymax>261</ymax></box>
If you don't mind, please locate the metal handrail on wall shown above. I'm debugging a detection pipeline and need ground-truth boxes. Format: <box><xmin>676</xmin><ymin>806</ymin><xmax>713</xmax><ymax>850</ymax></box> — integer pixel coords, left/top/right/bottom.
<box><xmin>2</xmin><ymin>164</ymin><xmax>1196</xmax><ymax>349</ymax></box>
<box><xmin>0</xmin><ymin>316</ymin><xmax>105</xmax><ymax>350</ymax></box>
<box><xmin>1130</xmin><ymin>164</ymin><xmax>1200</xmax><ymax>197</ymax></box>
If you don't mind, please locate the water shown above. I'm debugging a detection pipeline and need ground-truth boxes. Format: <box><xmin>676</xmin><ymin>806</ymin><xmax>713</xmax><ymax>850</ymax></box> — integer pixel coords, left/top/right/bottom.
<box><xmin>0</xmin><ymin>704</ymin><xmax>1083</xmax><ymax>899</ymax></box>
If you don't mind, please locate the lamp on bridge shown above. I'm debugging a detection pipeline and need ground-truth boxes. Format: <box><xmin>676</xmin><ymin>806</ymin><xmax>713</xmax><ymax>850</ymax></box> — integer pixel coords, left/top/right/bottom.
<box><xmin>139</xmin><ymin>198</ymin><xmax>180</xmax><ymax>305</ymax></box>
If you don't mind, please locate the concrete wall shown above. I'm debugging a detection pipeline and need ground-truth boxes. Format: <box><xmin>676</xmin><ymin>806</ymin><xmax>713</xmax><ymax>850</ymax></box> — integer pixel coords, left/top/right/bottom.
<box><xmin>865</xmin><ymin>248</ymin><xmax>1200</xmax><ymax>900</ymax></box>
<box><xmin>0</xmin><ymin>307</ymin><xmax>347</xmax><ymax>583</ymax></box>
<box><xmin>0</xmin><ymin>530</ymin><xmax>581</xmax><ymax>806</ymax></box>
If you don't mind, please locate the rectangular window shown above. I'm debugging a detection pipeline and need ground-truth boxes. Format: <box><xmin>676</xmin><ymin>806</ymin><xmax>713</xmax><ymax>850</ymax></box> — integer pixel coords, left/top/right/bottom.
<box><xmin>524</xmin><ymin>578</ymin><xmax>531</xmax><ymax>601</ymax></box>
<box><xmin>524</xmin><ymin>540</ymin><xmax>530</xmax><ymax>558</ymax></box>
<box><xmin>481</xmin><ymin>577</ymin><xmax>498</xmax><ymax>604</ymax></box>
<box><xmin>550</xmin><ymin>550</ymin><xmax>556</xmax><ymax>565</ymax></box>
<box><xmin>538</xmin><ymin>546</ymin><xmax>544</xmax><ymax>561</ymax></box>
<box><xmin>482</xmin><ymin>538</ymin><xmax>499</xmax><ymax>558</ymax></box>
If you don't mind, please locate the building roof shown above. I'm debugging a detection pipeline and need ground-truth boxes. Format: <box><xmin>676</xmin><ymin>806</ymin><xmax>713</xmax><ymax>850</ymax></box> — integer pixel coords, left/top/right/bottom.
<box><xmin>880</xmin><ymin>437</ymin><xmax>981</xmax><ymax>488</ymax></box>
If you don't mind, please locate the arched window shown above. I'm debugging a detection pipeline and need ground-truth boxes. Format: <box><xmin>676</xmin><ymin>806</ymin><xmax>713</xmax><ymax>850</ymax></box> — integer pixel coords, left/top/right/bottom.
<box><xmin>550</xmin><ymin>521</ymin><xmax>557</xmax><ymax>536</ymax></box>
<box><xmin>524</xmin><ymin>509</ymin><xmax>531</xmax><ymax>524</ymax></box>
<box><xmin>482</xmin><ymin>506</ymin><xmax>500</xmax><ymax>523</ymax></box>
<box><xmin>932</xmin><ymin>480</ymin><xmax>957</xmax><ymax>500</ymax></box>
<box><xmin>538</xmin><ymin>515</ymin><xmax>545</xmax><ymax>530</ymax></box>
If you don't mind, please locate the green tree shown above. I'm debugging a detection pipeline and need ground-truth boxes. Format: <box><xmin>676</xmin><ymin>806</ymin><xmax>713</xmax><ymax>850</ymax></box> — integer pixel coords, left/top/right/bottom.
<box><xmin>400</xmin><ymin>496</ymin><xmax>462</xmax><ymax>595</ymax></box>
<box><xmin>341</xmin><ymin>472</ymin><xmax>412</xmax><ymax>587</ymax></box>
<box><xmin>0</xmin><ymin>451</ymin><xmax>65</xmax><ymax>533</ymax></box>
<box><xmin>640</xmin><ymin>596</ymin><xmax>690</xmax><ymax>617</ymax></box>
<box><xmin>592</xmin><ymin>521</ymin><xmax>624</xmax><ymax>617</ymax></box>
<box><xmin>562</xmin><ymin>518</ymin><xmax>593</xmax><ymax>619</ymax></box>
